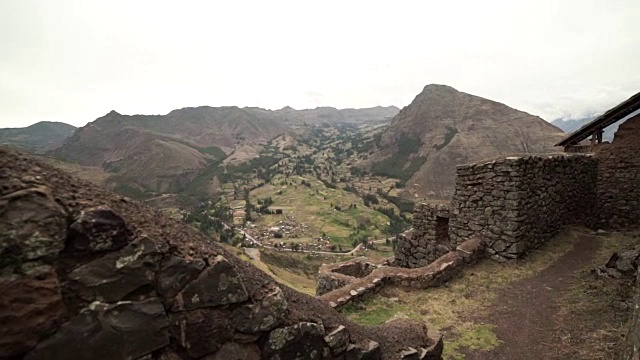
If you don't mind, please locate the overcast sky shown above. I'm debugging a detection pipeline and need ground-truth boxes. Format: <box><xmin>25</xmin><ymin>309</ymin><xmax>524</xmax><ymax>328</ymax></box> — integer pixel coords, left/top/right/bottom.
<box><xmin>1</xmin><ymin>0</ymin><xmax>638</xmax><ymax>128</ymax></box>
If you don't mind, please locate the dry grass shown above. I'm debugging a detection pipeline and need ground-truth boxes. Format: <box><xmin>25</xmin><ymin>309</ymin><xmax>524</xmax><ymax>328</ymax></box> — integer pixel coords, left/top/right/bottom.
<box><xmin>342</xmin><ymin>228</ymin><xmax>607</xmax><ymax>359</ymax></box>
<box><xmin>37</xmin><ymin>156</ymin><xmax>110</xmax><ymax>186</ymax></box>
<box><xmin>548</xmin><ymin>230</ymin><xmax>640</xmax><ymax>360</ymax></box>
<box><xmin>223</xmin><ymin>244</ymin><xmax>324</xmax><ymax>295</ymax></box>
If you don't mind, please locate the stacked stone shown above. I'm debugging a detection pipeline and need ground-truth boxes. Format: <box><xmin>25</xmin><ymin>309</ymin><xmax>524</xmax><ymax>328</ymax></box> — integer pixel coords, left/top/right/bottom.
<box><xmin>316</xmin><ymin>258</ymin><xmax>378</xmax><ymax>296</ymax></box>
<box><xmin>518</xmin><ymin>155</ymin><xmax>597</xmax><ymax>252</ymax></box>
<box><xmin>450</xmin><ymin>155</ymin><xmax>597</xmax><ymax>261</ymax></box>
<box><xmin>394</xmin><ymin>204</ymin><xmax>452</xmax><ymax>269</ymax></box>
<box><xmin>321</xmin><ymin>237</ymin><xmax>485</xmax><ymax>310</ymax></box>
<box><xmin>596</xmin><ymin>115</ymin><xmax>640</xmax><ymax>228</ymax></box>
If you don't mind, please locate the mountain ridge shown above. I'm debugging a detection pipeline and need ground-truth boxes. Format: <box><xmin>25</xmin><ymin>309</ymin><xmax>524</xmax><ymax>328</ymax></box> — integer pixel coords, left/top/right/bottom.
<box><xmin>0</xmin><ymin>121</ymin><xmax>76</xmax><ymax>153</ymax></box>
<box><xmin>366</xmin><ymin>84</ymin><xmax>566</xmax><ymax>199</ymax></box>
<box><xmin>49</xmin><ymin>105</ymin><xmax>399</xmax><ymax>195</ymax></box>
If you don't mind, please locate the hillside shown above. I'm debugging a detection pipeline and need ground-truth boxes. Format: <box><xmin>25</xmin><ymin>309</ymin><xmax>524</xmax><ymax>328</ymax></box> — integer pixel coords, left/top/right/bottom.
<box><xmin>49</xmin><ymin>106</ymin><xmax>398</xmax><ymax>196</ymax></box>
<box><xmin>367</xmin><ymin>85</ymin><xmax>566</xmax><ymax>199</ymax></box>
<box><xmin>0</xmin><ymin>121</ymin><xmax>76</xmax><ymax>153</ymax></box>
<box><xmin>0</xmin><ymin>146</ymin><xmax>442</xmax><ymax>359</ymax></box>
<box><xmin>273</xmin><ymin>105</ymin><xmax>399</xmax><ymax>125</ymax></box>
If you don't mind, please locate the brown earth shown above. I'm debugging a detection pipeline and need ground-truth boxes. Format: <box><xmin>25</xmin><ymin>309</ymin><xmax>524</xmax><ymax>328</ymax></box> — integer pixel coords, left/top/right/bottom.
<box><xmin>464</xmin><ymin>232</ymin><xmax>630</xmax><ymax>360</ymax></box>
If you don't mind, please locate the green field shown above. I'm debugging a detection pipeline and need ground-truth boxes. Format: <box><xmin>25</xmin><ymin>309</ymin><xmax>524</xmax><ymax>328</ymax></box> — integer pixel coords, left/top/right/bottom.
<box><xmin>249</xmin><ymin>174</ymin><xmax>392</xmax><ymax>247</ymax></box>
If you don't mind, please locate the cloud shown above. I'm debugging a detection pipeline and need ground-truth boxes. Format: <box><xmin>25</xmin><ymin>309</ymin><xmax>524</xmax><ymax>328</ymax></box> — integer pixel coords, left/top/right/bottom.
<box><xmin>0</xmin><ymin>0</ymin><xmax>638</xmax><ymax>127</ymax></box>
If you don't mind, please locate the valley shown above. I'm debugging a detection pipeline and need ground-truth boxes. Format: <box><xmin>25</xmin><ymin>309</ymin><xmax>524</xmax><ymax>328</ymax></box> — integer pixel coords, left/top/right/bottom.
<box><xmin>0</xmin><ymin>85</ymin><xmax>569</xmax><ymax>269</ymax></box>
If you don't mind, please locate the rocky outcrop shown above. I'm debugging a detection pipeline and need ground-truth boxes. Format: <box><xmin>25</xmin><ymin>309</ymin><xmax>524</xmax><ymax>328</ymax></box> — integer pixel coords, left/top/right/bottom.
<box><xmin>0</xmin><ymin>146</ymin><xmax>443</xmax><ymax>360</ymax></box>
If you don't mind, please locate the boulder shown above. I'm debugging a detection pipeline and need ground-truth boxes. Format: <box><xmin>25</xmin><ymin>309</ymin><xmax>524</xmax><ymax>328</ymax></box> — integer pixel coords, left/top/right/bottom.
<box><xmin>170</xmin><ymin>308</ymin><xmax>233</xmax><ymax>358</ymax></box>
<box><xmin>0</xmin><ymin>265</ymin><xmax>66</xmax><ymax>358</ymax></box>
<box><xmin>156</xmin><ymin>256</ymin><xmax>206</xmax><ymax>299</ymax></box>
<box><xmin>233</xmin><ymin>282</ymin><xmax>287</xmax><ymax>333</ymax></box>
<box><xmin>68</xmin><ymin>236</ymin><xmax>165</xmax><ymax>302</ymax></box>
<box><xmin>172</xmin><ymin>255</ymin><xmax>248</xmax><ymax>311</ymax></box>
<box><xmin>345</xmin><ymin>339</ymin><xmax>381</xmax><ymax>360</ymax></box>
<box><xmin>324</xmin><ymin>325</ymin><xmax>349</xmax><ymax>355</ymax></box>
<box><xmin>25</xmin><ymin>298</ymin><xmax>169</xmax><ymax>360</ymax></box>
<box><xmin>0</xmin><ymin>186</ymin><xmax>68</xmax><ymax>265</ymax></box>
<box><xmin>66</xmin><ymin>206</ymin><xmax>132</xmax><ymax>253</ymax></box>
<box><xmin>264</xmin><ymin>322</ymin><xmax>325</xmax><ymax>360</ymax></box>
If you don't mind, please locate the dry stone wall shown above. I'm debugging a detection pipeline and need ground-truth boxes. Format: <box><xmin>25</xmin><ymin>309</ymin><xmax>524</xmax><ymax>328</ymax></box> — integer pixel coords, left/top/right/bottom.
<box><xmin>394</xmin><ymin>204</ymin><xmax>452</xmax><ymax>268</ymax></box>
<box><xmin>596</xmin><ymin>114</ymin><xmax>640</xmax><ymax>229</ymax></box>
<box><xmin>316</xmin><ymin>257</ymin><xmax>378</xmax><ymax>296</ymax></box>
<box><xmin>320</xmin><ymin>237</ymin><xmax>485</xmax><ymax>309</ymax></box>
<box><xmin>395</xmin><ymin>155</ymin><xmax>598</xmax><ymax>266</ymax></box>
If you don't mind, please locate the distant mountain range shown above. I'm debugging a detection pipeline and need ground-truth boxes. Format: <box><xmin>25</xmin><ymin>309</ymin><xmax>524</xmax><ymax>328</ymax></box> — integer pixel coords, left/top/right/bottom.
<box><xmin>0</xmin><ymin>121</ymin><xmax>76</xmax><ymax>153</ymax></box>
<box><xmin>0</xmin><ymin>92</ymin><xmax>573</xmax><ymax>203</ymax></box>
<box><xmin>551</xmin><ymin>116</ymin><xmax>622</xmax><ymax>141</ymax></box>
<box><xmin>364</xmin><ymin>84</ymin><xmax>566</xmax><ymax>199</ymax></box>
<box><xmin>45</xmin><ymin>106</ymin><xmax>399</xmax><ymax>195</ymax></box>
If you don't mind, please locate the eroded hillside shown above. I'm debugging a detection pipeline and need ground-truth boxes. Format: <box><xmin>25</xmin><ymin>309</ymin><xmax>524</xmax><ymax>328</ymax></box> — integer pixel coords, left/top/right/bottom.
<box><xmin>0</xmin><ymin>146</ymin><xmax>442</xmax><ymax>359</ymax></box>
<box><xmin>366</xmin><ymin>85</ymin><xmax>566</xmax><ymax>199</ymax></box>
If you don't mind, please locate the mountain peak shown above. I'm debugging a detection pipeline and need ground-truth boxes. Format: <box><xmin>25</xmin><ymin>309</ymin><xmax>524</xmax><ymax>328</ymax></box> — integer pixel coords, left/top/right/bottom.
<box><xmin>421</xmin><ymin>84</ymin><xmax>459</xmax><ymax>94</ymax></box>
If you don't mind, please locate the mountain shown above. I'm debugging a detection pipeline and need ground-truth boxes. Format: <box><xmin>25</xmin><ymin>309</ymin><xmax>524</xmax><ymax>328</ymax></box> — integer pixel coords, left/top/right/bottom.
<box><xmin>0</xmin><ymin>121</ymin><xmax>76</xmax><ymax>153</ymax></box>
<box><xmin>272</xmin><ymin>105</ymin><xmax>399</xmax><ymax>125</ymax></box>
<box><xmin>50</xmin><ymin>106</ymin><xmax>398</xmax><ymax>196</ymax></box>
<box><xmin>366</xmin><ymin>84</ymin><xmax>566</xmax><ymax>199</ymax></box>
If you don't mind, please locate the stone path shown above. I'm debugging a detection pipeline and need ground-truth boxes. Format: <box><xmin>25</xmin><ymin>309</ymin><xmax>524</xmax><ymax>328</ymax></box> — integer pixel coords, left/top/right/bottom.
<box><xmin>465</xmin><ymin>234</ymin><xmax>603</xmax><ymax>360</ymax></box>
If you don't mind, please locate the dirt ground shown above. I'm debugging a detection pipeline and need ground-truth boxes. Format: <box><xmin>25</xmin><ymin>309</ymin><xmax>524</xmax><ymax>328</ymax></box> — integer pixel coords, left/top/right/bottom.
<box><xmin>467</xmin><ymin>230</ymin><xmax>638</xmax><ymax>359</ymax></box>
<box><xmin>343</xmin><ymin>228</ymin><xmax>639</xmax><ymax>359</ymax></box>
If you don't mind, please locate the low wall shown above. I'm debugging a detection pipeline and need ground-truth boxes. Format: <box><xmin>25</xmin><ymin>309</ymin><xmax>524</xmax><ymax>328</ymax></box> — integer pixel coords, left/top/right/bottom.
<box><xmin>395</xmin><ymin>155</ymin><xmax>598</xmax><ymax>266</ymax></box>
<box><xmin>316</xmin><ymin>257</ymin><xmax>379</xmax><ymax>296</ymax></box>
<box><xmin>394</xmin><ymin>204</ymin><xmax>453</xmax><ymax>268</ymax></box>
<box><xmin>320</xmin><ymin>237</ymin><xmax>484</xmax><ymax>310</ymax></box>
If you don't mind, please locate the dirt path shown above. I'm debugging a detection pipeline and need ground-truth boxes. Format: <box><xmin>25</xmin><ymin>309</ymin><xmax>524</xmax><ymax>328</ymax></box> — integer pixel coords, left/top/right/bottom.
<box><xmin>465</xmin><ymin>234</ymin><xmax>603</xmax><ymax>360</ymax></box>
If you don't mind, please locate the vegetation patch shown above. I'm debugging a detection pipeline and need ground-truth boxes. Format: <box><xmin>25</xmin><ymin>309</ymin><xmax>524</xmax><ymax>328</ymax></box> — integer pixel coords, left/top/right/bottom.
<box><xmin>434</xmin><ymin>126</ymin><xmax>459</xmax><ymax>151</ymax></box>
<box><xmin>371</xmin><ymin>134</ymin><xmax>426</xmax><ymax>182</ymax></box>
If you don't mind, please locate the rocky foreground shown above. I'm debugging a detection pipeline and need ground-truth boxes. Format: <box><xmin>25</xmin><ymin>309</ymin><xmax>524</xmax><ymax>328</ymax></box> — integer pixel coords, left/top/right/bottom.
<box><xmin>0</xmin><ymin>146</ymin><xmax>442</xmax><ymax>360</ymax></box>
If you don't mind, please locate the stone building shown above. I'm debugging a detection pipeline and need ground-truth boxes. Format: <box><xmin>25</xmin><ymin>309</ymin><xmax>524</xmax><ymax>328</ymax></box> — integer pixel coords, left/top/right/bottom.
<box><xmin>395</xmin><ymin>91</ymin><xmax>640</xmax><ymax>268</ymax></box>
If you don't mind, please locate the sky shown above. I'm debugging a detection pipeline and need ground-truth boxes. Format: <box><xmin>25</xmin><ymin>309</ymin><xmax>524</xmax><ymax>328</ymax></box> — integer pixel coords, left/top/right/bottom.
<box><xmin>1</xmin><ymin>0</ymin><xmax>639</xmax><ymax>128</ymax></box>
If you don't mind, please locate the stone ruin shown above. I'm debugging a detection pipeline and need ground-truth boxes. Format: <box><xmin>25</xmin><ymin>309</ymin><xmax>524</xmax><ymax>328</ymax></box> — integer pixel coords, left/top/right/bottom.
<box><xmin>395</xmin><ymin>155</ymin><xmax>598</xmax><ymax>267</ymax></box>
<box><xmin>318</xmin><ymin>113</ymin><xmax>640</xmax><ymax>357</ymax></box>
<box><xmin>316</xmin><ymin>238</ymin><xmax>485</xmax><ymax>310</ymax></box>
<box><xmin>395</xmin><ymin>114</ymin><xmax>640</xmax><ymax>268</ymax></box>
<box><xmin>0</xmin><ymin>147</ymin><xmax>444</xmax><ymax>360</ymax></box>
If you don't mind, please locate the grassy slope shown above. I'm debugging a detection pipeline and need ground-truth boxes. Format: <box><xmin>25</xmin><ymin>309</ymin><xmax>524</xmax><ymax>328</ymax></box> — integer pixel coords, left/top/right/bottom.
<box><xmin>249</xmin><ymin>174</ymin><xmax>391</xmax><ymax>247</ymax></box>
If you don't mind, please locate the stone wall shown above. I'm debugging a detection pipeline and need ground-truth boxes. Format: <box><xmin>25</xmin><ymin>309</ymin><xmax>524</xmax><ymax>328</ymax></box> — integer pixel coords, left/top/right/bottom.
<box><xmin>394</xmin><ymin>204</ymin><xmax>453</xmax><ymax>268</ymax></box>
<box><xmin>596</xmin><ymin>114</ymin><xmax>640</xmax><ymax>229</ymax></box>
<box><xmin>395</xmin><ymin>155</ymin><xmax>598</xmax><ymax>266</ymax></box>
<box><xmin>316</xmin><ymin>257</ymin><xmax>379</xmax><ymax>296</ymax></box>
<box><xmin>320</xmin><ymin>237</ymin><xmax>484</xmax><ymax>310</ymax></box>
